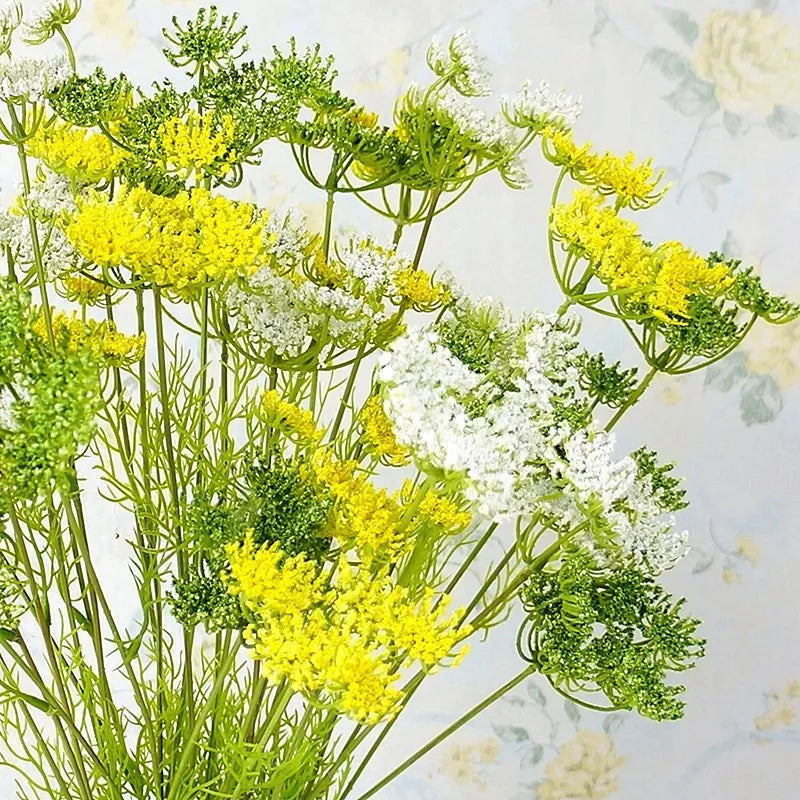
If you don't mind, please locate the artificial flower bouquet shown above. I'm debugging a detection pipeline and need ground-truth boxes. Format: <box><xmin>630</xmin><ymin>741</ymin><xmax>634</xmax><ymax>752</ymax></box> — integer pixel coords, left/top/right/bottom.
<box><xmin>0</xmin><ymin>3</ymin><xmax>795</xmax><ymax>799</ymax></box>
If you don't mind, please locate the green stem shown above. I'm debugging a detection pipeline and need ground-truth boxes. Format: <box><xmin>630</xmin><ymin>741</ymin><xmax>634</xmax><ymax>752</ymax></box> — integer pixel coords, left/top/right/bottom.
<box><xmin>352</xmin><ymin>666</ymin><xmax>536</xmax><ymax>800</ymax></box>
<box><xmin>605</xmin><ymin>363</ymin><xmax>658</xmax><ymax>430</ymax></box>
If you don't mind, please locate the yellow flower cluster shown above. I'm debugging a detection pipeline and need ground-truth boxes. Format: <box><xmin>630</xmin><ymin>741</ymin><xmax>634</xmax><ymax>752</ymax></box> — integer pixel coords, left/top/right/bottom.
<box><xmin>32</xmin><ymin>311</ymin><xmax>145</xmax><ymax>365</ymax></box>
<box><xmin>310</xmin><ymin>449</ymin><xmax>408</xmax><ymax>560</ymax></box>
<box><xmin>360</xmin><ymin>395</ymin><xmax>408</xmax><ymax>466</ymax></box>
<box><xmin>261</xmin><ymin>389</ymin><xmax>323</xmax><ymax>443</ymax></box>
<box><xmin>66</xmin><ymin>186</ymin><xmax>267</xmax><ymax>298</ymax></box>
<box><xmin>417</xmin><ymin>490</ymin><xmax>472</xmax><ymax>532</ymax></box>
<box><xmin>392</xmin><ymin>267</ymin><xmax>451</xmax><ymax>308</ymax></box>
<box><xmin>225</xmin><ymin>531</ymin><xmax>468</xmax><ymax>723</ymax></box>
<box><xmin>29</xmin><ymin>122</ymin><xmax>124</xmax><ymax>184</ymax></box>
<box><xmin>61</xmin><ymin>274</ymin><xmax>112</xmax><ymax>305</ymax></box>
<box><xmin>152</xmin><ymin>111</ymin><xmax>237</xmax><ymax>176</ymax></box>
<box><xmin>551</xmin><ymin>189</ymin><xmax>731</xmax><ymax>322</ymax></box>
<box><xmin>543</xmin><ymin>127</ymin><xmax>668</xmax><ymax>209</ymax></box>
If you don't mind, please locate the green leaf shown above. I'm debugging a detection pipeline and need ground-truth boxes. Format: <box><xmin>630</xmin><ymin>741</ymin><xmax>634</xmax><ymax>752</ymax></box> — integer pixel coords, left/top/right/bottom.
<box><xmin>766</xmin><ymin>106</ymin><xmax>800</xmax><ymax>139</ymax></box>
<box><xmin>704</xmin><ymin>353</ymin><xmax>747</xmax><ymax>392</ymax></box>
<box><xmin>0</xmin><ymin>627</ymin><xmax>17</xmax><ymax>643</ymax></box>
<box><xmin>664</xmin><ymin>75</ymin><xmax>718</xmax><ymax>117</ymax></box>
<box><xmin>740</xmin><ymin>374</ymin><xmax>782</xmax><ymax>425</ymax></box>
<box><xmin>70</xmin><ymin>605</ymin><xmax>92</xmax><ymax>631</ymax></box>
<box><xmin>492</xmin><ymin>724</ymin><xmax>530</xmax><ymax>743</ymax></box>
<box><xmin>527</xmin><ymin>681</ymin><xmax>547</xmax><ymax>706</ymax></box>
<box><xmin>697</xmin><ymin>170</ymin><xmax>731</xmax><ymax>210</ymax></box>
<box><xmin>646</xmin><ymin>47</ymin><xmax>690</xmax><ymax>80</ymax></box>
<box><xmin>723</xmin><ymin>111</ymin><xmax>750</xmax><ymax>137</ymax></box>
<box><xmin>521</xmin><ymin>743</ymin><xmax>545</xmax><ymax>767</ymax></box>
<box><xmin>658</xmin><ymin>7</ymin><xmax>699</xmax><ymax>44</ymax></box>
<box><xmin>565</xmin><ymin>699</ymin><xmax>581</xmax><ymax>724</ymax></box>
<box><xmin>691</xmin><ymin>548</ymin><xmax>714</xmax><ymax>575</ymax></box>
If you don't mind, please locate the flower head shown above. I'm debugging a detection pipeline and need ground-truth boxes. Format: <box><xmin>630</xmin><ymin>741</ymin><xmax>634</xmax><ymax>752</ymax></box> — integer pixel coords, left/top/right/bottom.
<box><xmin>427</xmin><ymin>28</ymin><xmax>491</xmax><ymax>97</ymax></box>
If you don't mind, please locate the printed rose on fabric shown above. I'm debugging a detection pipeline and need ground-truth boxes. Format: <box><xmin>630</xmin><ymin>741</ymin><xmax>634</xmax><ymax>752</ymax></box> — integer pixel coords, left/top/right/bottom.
<box><xmin>538</xmin><ymin>730</ymin><xmax>626</xmax><ymax>800</ymax></box>
<box><xmin>692</xmin><ymin>9</ymin><xmax>800</xmax><ymax>116</ymax></box>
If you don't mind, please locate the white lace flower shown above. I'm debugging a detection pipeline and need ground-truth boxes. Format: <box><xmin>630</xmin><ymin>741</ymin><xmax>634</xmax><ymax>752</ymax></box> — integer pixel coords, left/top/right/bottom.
<box><xmin>427</xmin><ymin>28</ymin><xmax>491</xmax><ymax>97</ymax></box>
<box><xmin>0</xmin><ymin>53</ymin><xmax>70</xmax><ymax>101</ymax></box>
<box><xmin>434</xmin><ymin>88</ymin><xmax>516</xmax><ymax>155</ymax></box>
<box><xmin>503</xmin><ymin>79</ymin><xmax>582</xmax><ymax>129</ymax></box>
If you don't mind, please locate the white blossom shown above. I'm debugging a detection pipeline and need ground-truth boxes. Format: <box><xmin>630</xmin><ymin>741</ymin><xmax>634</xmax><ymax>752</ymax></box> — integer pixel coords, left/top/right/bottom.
<box><xmin>427</xmin><ymin>28</ymin><xmax>491</xmax><ymax>97</ymax></box>
<box><xmin>503</xmin><ymin>79</ymin><xmax>582</xmax><ymax>129</ymax></box>
<box><xmin>434</xmin><ymin>87</ymin><xmax>516</xmax><ymax>154</ymax></box>
<box><xmin>0</xmin><ymin>53</ymin><xmax>70</xmax><ymax>101</ymax></box>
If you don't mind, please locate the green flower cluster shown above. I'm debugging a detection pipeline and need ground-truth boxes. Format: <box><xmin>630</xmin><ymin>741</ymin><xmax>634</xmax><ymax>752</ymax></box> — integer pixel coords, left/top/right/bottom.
<box><xmin>169</xmin><ymin>451</ymin><xmax>332</xmax><ymax>632</ymax></box>
<box><xmin>0</xmin><ymin>281</ymin><xmax>102</xmax><ymax>505</ymax></box>
<box><xmin>520</xmin><ymin>549</ymin><xmax>705</xmax><ymax>721</ymax></box>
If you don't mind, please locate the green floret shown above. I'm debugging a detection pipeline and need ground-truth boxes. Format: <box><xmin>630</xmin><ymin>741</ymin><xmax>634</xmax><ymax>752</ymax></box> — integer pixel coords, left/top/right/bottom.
<box><xmin>714</xmin><ymin>255</ymin><xmax>800</xmax><ymax>323</ymax></box>
<box><xmin>660</xmin><ymin>293</ymin><xmax>741</xmax><ymax>358</ymax></box>
<box><xmin>163</xmin><ymin>6</ymin><xmax>248</xmax><ymax>73</ymax></box>
<box><xmin>246</xmin><ymin>452</ymin><xmax>333</xmax><ymax>562</ymax></box>
<box><xmin>48</xmin><ymin>67</ymin><xmax>132</xmax><ymax>127</ymax></box>
<box><xmin>519</xmin><ymin>549</ymin><xmax>705</xmax><ymax>721</ymax></box>
<box><xmin>578</xmin><ymin>352</ymin><xmax>638</xmax><ymax>409</ymax></box>
<box><xmin>170</xmin><ymin>574</ymin><xmax>245</xmax><ymax>632</ymax></box>
<box><xmin>630</xmin><ymin>447</ymin><xmax>687</xmax><ymax>512</ymax></box>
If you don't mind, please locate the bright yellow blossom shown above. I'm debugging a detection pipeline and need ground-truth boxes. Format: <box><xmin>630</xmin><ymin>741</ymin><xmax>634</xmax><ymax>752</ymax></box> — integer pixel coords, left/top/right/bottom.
<box><xmin>361</xmin><ymin>395</ymin><xmax>408</xmax><ymax>465</ymax></box>
<box><xmin>32</xmin><ymin>311</ymin><xmax>145</xmax><ymax>365</ymax></box>
<box><xmin>392</xmin><ymin>267</ymin><xmax>451</xmax><ymax>308</ymax></box>
<box><xmin>29</xmin><ymin>122</ymin><xmax>124</xmax><ymax>184</ymax></box>
<box><xmin>152</xmin><ymin>111</ymin><xmax>237</xmax><ymax>176</ymax></box>
<box><xmin>551</xmin><ymin>189</ymin><xmax>732</xmax><ymax>322</ymax></box>
<box><xmin>261</xmin><ymin>389</ymin><xmax>323</xmax><ymax>443</ymax></box>
<box><xmin>66</xmin><ymin>186</ymin><xmax>267</xmax><ymax>299</ymax></box>
<box><xmin>418</xmin><ymin>491</ymin><xmax>472</xmax><ymax>531</ymax></box>
<box><xmin>225</xmin><ymin>531</ymin><xmax>468</xmax><ymax>724</ymax></box>
<box><xmin>61</xmin><ymin>274</ymin><xmax>112</xmax><ymax>305</ymax></box>
<box><xmin>543</xmin><ymin>127</ymin><xmax>668</xmax><ymax>209</ymax></box>
<box><xmin>309</xmin><ymin>448</ymin><xmax>408</xmax><ymax>559</ymax></box>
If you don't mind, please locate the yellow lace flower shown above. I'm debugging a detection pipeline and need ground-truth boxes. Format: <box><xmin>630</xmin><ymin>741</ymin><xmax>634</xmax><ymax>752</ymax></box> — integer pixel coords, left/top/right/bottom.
<box><xmin>551</xmin><ymin>190</ymin><xmax>732</xmax><ymax>322</ymax></box>
<box><xmin>152</xmin><ymin>111</ymin><xmax>237</xmax><ymax>176</ymax></box>
<box><xmin>61</xmin><ymin>275</ymin><xmax>112</xmax><ymax>305</ymax></box>
<box><xmin>392</xmin><ymin>267</ymin><xmax>451</xmax><ymax>308</ymax></box>
<box><xmin>225</xmin><ymin>532</ymin><xmax>468</xmax><ymax>724</ymax></box>
<box><xmin>66</xmin><ymin>186</ymin><xmax>267</xmax><ymax>299</ymax></box>
<box><xmin>360</xmin><ymin>395</ymin><xmax>408</xmax><ymax>466</ymax></box>
<box><xmin>417</xmin><ymin>491</ymin><xmax>472</xmax><ymax>531</ymax></box>
<box><xmin>261</xmin><ymin>389</ymin><xmax>323</xmax><ymax>443</ymax></box>
<box><xmin>29</xmin><ymin>122</ymin><xmax>124</xmax><ymax>184</ymax></box>
<box><xmin>544</xmin><ymin>128</ymin><xmax>667</xmax><ymax>209</ymax></box>
<box><xmin>32</xmin><ymin>311</ymin><xmax>144</xmax><ymax>365</ymax></box>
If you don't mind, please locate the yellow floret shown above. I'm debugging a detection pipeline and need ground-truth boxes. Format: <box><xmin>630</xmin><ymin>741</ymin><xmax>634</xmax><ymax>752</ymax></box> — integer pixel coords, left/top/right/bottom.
<box><xmin>153</xmin><ymin>111</ymin><xmax>237</xmax><ymax>176</ymax></box>
<box><xmin>225</xmin><ymin>533</ymin><xmax>468</xmax><ymax>724</ymax></box>
<box><xmin>66</xmin><ymin>186</ymin><xmax>267</xmax><ymax>299</ymax></box>
<box><xmin>360</xmin><ymin>395</ymin><xmax>408</xmax><ymax>466</ymax></box>
<box><xmin>417</xmin><ymin>491</ymin><xmax>472</xmax><ymax>531</ymax></box>
<box><xmin>61</xmin><ymin>275</ymin><xmax>112</xmax><ymax>305</ymax></box>
<box><xmin>551</xmin><ymin>189</ymin><xmax>731</xmax><ymax>322</ymax></box>
<box><xmin>392</xmin><ymin>267</ymin><xmax>451</xmax><ymax>308</ymax></box>
<box><xmin>29</xmin><ymin>122</ymin><xmax>124</xmax><ymax>184</ymax></box>
<box><xmin>261</xmin><ymin>389</ymin><xmax>323</xmax><ymax>443</ymax></box>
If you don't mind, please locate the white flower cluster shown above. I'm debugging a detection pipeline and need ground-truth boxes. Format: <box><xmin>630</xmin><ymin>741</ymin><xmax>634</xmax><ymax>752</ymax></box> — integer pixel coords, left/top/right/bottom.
<box><xmin>503</xmin><ymin>79</ymin><xmax>583</xmax><ymax>129</ymax></box>
<box><xmin>26</xmin><ymin>167</ymin><xmax>77</xmax><ymax>217</ymax></box>
<box><xmin>0</xmin><ymin>4</ymin><xmax>22</xmax><ymax>51</ymax></box>
<box><xmin>0</xmin><ymin>209</ymin><xmax>79</xmax><ymax>280</ymax></box>
<box><xmin>0</xmin><ymin>53</ymin><xmax>70</xmax><ymax>102</ymax></box>
<box><xmin>433</xmin><ymin>87</ymin><xmax>516</xmax><ymax>155</ymax></box>
<box><xmin>336</xmin><ymin>236</ymin><xmax>410</xmax><ymax>294</ymax></box>
<box><xmin>427</xmin><ymin>28</ymin><xmax>492</xmax><ymax>97</ymax></box>
<box><xmin>379</xmin><ymin>296</ymin><xmax>688</xmax><ymax>574</ymax></box>
<box><xmin>226</xmin><ymin>215</ymin><xmax>403</xmax><ymax>358</ymax></box>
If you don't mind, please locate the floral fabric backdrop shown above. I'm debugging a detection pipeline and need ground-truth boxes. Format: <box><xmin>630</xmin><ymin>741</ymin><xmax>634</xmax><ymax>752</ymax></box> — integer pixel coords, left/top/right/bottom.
<box><xmin>4</xmin><ymin>0</ymin><xmax>800</xmax><ymax>798</ymax></box>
